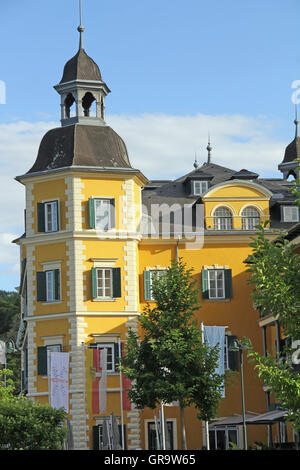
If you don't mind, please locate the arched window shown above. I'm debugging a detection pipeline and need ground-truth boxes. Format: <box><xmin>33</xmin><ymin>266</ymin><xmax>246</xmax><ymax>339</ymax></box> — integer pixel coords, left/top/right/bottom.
<box><xmin>82</xmin><ymin>92</ymin><xmax>96</xmax><ymax>117</ymax></box>
<box><xmin>64</xmin><ymin>93</ymin><xmax>75</xmax><ymax>118</ymax></box>
<box><xmin>213</xmin><ymin>207</ymin><xmax>233</xmax><ymax>230</ymax></box>
<box><xmin>241</xmin><ymin>206</ymin><xmax>260</xmax><ymax>230</ymax></box>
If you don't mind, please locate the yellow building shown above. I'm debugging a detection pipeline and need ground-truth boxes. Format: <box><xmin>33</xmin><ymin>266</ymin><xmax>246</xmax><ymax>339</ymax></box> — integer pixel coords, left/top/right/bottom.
<box><xmin>14</xmin><ymin>21</ymin><xmax>300</xmax><ymax>450</ymax></box>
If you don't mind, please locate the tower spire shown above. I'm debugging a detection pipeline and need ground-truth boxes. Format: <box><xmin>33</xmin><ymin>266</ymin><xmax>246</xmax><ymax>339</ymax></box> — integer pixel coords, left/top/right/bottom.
<box><xmin>206</xmin><ymin>134</ymin><xmax>212</xmax><ymax>164</ymax></box>
<box><xmin>295</xmin><ymin>103</ymin><xmax>299</xmax><ymax>138</ymax></box>
<box><xmin>77</xmin><ymin>0</ymin><xmax>85</xmax><ymax>50</ymax></box>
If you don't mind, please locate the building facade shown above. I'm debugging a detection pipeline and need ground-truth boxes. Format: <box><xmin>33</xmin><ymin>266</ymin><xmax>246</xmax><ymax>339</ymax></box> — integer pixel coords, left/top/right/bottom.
<box><xmin>14</xmin><ymin>23</ymin><xmax>300</xmax><ymax>450</ymax></box>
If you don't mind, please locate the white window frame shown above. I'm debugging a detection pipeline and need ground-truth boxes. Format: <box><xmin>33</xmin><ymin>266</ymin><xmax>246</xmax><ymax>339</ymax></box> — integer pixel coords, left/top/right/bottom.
<box><xmin>94</xmin><ymin>343</ymin><xmax>115</xmax><ymax>373</ymax></box>
<box><xmin>94</xmin><ymin>198</ymin><xmax>114</xmax><ymax>230</ymax></box>
<box><xmin>241</xmin><ymin>206</ymin><xmax>260</xmax><ymax>230</ymax></box>
<box><xmin>45</xmin><ymin>269</ymin><xmax>60</xmax><ymax>302</ymax></box>
<box><xmin>96</xmin><ymin>267</ymin><xmax>113</xmax><ymax>299</ymax></box>
<box><xmin>44</xmin><ymin>200</ymin><xmax>58</xmax><ymax>233</ymax></box>
<box><xmin>149</xmin><ymin>269</ymin><xmax>167</xmax><ymax>301</ymax></box>
<box><xmin>46</xmin><ymin>343</ymin><xmax>62</xmax><ymax>376</ymax></box>
<box><xmin>213</xmin><ymin>207</ymin><xmax>233</xmax><ymax>230</ymax></box>
<box><xmin>193</xmin><ymin>180</ymin><xmax>208</xmax><ymax>196</ymax></box>
<box><xmin>282</xmin><ymin>206</ymin><xmax>299</xmax><ymax>223</ymax></box>
<box><xmin>208</xmin><ymin>269</ymin><xmax>225</xmax><ymax>300</ymax></box>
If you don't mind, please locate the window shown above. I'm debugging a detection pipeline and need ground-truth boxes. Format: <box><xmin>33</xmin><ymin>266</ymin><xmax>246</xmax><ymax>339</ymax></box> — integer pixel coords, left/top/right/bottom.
<box><xmin>37</xmin><ymin>269</ymin><xmax>60</xmax><ymax>302</ymax></box>
<box><xmin>213</xmin><ymin>207</ymin><xmax>233</xmax><ymax>230</ymax></box>
<box><xmin>143</xmin><ymin>269</ymin><xmax>166</xmax><ymax>301</ymax></box>
<box><xmin>37</xmin><ymin>200</ymin><xmax>59</xmax><ymax>233</ymax></box>
<box><xmin>241</xmin><ymin>206</ymin><xmax>260</xmax><ymax>230</ymax></box>
<box><xmin>37</xmin><ymin>343</ymin><xmax>62</xmax><ymax>376</ymax></box>
<box><xmin>208</xmin><ymin>270</ymin><xmax>225</xmax><ymax>299</ymax></box>
<box><xmin>147</xmin><ymin>421</ymin><xmax>175</xmax><ymax>450</ymax></box>
<box><xmin>202</xmin><ymin>268</ymin><xmax>233</xmax><ymax>300</ymax></box>
<box><xmin>93</xmin><ymin>423</ymin><xmax>126</xmax><ymax>450</ymax></box>
<box><xmin>193</xmin><ymin>180</ymin><xmax>208</xmax><ymax>196</ymax></box>
<box><xmin>91</xmin><ymin>343</ymin><xmax>116</xmax><ymax>372</ymax></box>
<box><xmin>96</xmin><ymin>268</ymin><xmax>112</xmax><ymax>299</ymax></box>
<box><xmin>209</xmin><ymin>426</ymin><xmax>238</xmax><ymax>450</ymax></box>
<box><xmin>281</xmin><ymin>206</ymin><xmax>299</xmax><ymax>223</ymax></box>
<box><xmin>224</xmin><ymin>335</ymin><xmax>239</xmax><ymax>371</ymax></box>
<box><xmin>89</xmin><ymin>198</ymin><xmax>115</xmax><ymax>230</ymax></box>
<box><xmin>91</xmin><ymin>267</ymin><xmax>121</xmax><ymax>299</ymax></box>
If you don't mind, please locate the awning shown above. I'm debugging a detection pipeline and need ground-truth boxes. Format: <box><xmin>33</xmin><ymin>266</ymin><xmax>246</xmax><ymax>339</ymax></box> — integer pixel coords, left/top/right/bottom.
<box><xmin>209</xmin><ymin>412</ymin><xmax>259</xmax><ymax>427</ymax></box>
<box><xmin>209</xmin><ymin>410</ymin><xmax>288</xmax><ymax>427</ymax></box>
<box><xmin>246</xmin><ymin>410</ymin><xmax>288</xmax><ymax>425</ymax></box>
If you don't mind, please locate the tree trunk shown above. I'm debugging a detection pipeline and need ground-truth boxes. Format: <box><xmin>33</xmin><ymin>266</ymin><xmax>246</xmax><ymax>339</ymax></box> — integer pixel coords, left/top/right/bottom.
<box><xmin>179</xmin><ymin>403</ymin><xmax>187</xmax><ymax>450</ymax></box>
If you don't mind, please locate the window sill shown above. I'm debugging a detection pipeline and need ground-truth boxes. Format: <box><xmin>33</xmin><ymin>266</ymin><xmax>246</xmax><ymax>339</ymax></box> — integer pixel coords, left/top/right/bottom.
<box><xmin>42</xmin><ymin>300</ymin><xmax>62</xmax><ymax>305</ymax></box>
<box><xmin>93</xmin><ymin>298</ymin><xmax>117</xmax><ymax>302</ymax></box>
<box><xmin>204</xmin><ymin>298</ymin><xmax>231</xmax><ymax>302</ymax></box>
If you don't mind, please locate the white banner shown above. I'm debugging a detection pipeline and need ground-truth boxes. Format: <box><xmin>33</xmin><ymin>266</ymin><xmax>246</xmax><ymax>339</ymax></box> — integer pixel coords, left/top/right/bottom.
<box><xmin>50</xmin><ymin>352</ymin><xmax>70</xmax><ymax>412</ymax></box>
<box><xmin>0</xmin><ymin>341</ymin><xmax>6</xmax><ymax>365</ymax></box>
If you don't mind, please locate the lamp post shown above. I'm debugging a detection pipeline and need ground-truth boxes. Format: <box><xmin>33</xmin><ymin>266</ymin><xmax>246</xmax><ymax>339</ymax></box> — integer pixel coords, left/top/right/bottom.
<box><xmin>229</xmin><ymin>339</ymin><xmax>249</xmax><ymax>450</ymax></box>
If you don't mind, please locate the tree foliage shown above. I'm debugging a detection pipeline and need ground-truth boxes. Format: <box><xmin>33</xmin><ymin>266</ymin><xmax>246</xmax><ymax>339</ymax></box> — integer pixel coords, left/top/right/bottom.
<box><xmin>248</xmin><ymin>350</ymin><xmax>300</xmax><ymax>430</ymax></box>
<box><xmin>246</xmin><ymin>220</ymin><xmax>300</xmax><ymax>430</ymax></box>
<box><xmin>0</xmin><ymin>290</ymin><xmax>21</xmax><ymax>394</ymax></box>
<box><xmin>247</xmin><ymin>223</ymin><xmax>300</xmax><ymax>340</ymax></box>
<box><xmin>121</xmin><ymin>259</ymin><xmax>224</xmax><ymax>423</ymax></box>
<box><xmin>0</xmin><ymin>369</ymin><xmax>67</xmax><ymax>450</ymax></box>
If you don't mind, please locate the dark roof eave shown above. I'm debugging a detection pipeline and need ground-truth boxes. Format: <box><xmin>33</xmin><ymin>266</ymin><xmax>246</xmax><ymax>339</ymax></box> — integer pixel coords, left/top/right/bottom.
<box><xmin>15</xmin><ymin>165</ymin><xmax>149</xmax><ymax>185</ymax></box>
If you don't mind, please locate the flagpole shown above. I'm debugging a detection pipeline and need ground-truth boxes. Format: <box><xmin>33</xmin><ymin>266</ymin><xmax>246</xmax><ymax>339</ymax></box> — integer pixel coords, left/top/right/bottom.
<box><xmin>201</xmin><ymin>322</ymin><xmax>210</xmax><ymax>450</ymax></box>
<box><xmin>160</xmin><ymin>403</ymin><xmax>166</xmax><ymax>450</ymax></box>
<box><xmin>81</xmin><ymin>342</ymin><xmax>88</xmax><ymax>450</ymax></box>
<box><xmin>47</xmin><ymin>348</ymin><xmax>51</xmax><ymax>406</ymax></box>
<box><xmin>118</xmin><ymin>338</ymin><xmax>125</xmax><ymax>450</ymax></box>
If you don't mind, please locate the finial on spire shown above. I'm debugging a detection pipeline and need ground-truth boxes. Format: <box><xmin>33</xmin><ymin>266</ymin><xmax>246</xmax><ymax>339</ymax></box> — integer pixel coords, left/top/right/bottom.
<box><xmin>193</xmin><ymin>152</ymin><xmax>199</xmax><ymax>169</ymax></box>
<box><xmin>295</xmin><ymin>103</ymin><xmax>299</xmax><ymax>138</ymax></box>
<box><xmin>77</xmin><ymin>0</ymin><xmax>85</xmax><ymax>50</ymax></box>
<box><xmin>206</xmin><ymin>134</ymin><xmax>212</xmax><ymax>164</ymax></box>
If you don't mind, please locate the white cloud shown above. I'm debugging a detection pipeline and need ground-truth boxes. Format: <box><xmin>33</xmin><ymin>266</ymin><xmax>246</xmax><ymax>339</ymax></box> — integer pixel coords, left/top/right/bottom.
<box><xmin>107</xmin><ymin>113</ymin><xmax>286</xmax><ymax>180</ymax></box>
<box><xmin>0</xmin><ymin>113</ymin><xmax>288</xmax><ymax>287</ymax></box>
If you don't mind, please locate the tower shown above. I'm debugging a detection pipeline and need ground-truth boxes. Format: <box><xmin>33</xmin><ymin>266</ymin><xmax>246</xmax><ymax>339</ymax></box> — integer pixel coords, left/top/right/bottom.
<box><xmin>278</xmin><ymin>106</ymin><xmax>300</xmax><ymax>179</ymax></box>
<box><xmin>15</xmin><ymin>8</ymin><xmax>147</xmax><ymax>450</ymax></box>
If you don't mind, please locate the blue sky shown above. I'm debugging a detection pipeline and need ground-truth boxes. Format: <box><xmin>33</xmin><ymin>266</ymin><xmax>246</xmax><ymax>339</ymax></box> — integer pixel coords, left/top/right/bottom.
<box><xmin>0</xmin><ymin>0</ymin><xmax>300</xmax><ymax>291</ymax></box>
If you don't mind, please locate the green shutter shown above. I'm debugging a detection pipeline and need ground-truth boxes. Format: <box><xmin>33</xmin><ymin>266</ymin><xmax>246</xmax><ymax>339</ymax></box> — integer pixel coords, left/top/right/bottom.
<box><xmin>112</xmin><ymin>268</ymin><xmax>122</xmax><ymax>298</ymax></box>
<box><xmin>110</xmin><ymin>199</ymin><xmax>116</xmax><ymax>229</ymax></box>
<box><xmin>114</xmin><ymin>342</ymin><xmax>120</xmax><ymax>371</ymax></box>
<box><xmin>37</xmin><ymin>203</ymin><xmax>45</xmax><ymax>232</ymax></box>
<box><xmin>54</xmin><ymin>269</ymin><xmax>60</xmax><ymax>301</ymax></box>
<box><xmin>37</xmin><ymin>346</ymin><xmax>48</xmax><ymax>375</ymax></box>
<box><xmin>202</xmin><ymin>269</ymin><xmax>209</xmax><ymax>299</ymax></box>
<box><xmin>224</xmin><ymin>269</ymin><xmax>233</xmax><ymax>299</ymax></box>
<box><xmin>143</xmin><ymin>270</ymin><xmax>151</xmax><ymax>300</ymax></box>
<box><xmin>227</xmin><ymin>335</ymin><xmax>239</xmax><ymax>371</ymax></box>
<box><xmin>89</xmin><ymin>198</ymin><xmax>95</xmax><ymax>229</ymax></box>
<box><xmin>92</xmin><ymin>425</ymin><xmax>100</xmax><ymax>450</ymax></box>
<box><xmin>56</xmin><ymin>201</ymin><xmax>60</xmax><ymax>231</ymax></box>
<box><xmin>37</xmin><ymin>272</ymin><xmax>46</xmax><ymax>302</ymax></box>
<box><xmin>91</xmin><ymin>268</ymin><xmax>97</xmax><ymax>299</ymax></box>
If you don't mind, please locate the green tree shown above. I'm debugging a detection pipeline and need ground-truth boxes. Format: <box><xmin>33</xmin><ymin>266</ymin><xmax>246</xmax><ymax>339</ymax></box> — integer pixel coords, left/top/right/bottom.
<box><xmin>0</xmin><ymin>369</ymin><xmax>67</xmax><ymax>450</ymax></box>
<box><xmin>0</xmin><ymin>290</ymin><xmax>21</xmax><ymax>394</ymax></box>
<box><xmin>121</xmin><ymin>259</ymin><xmax>224</xmax><ymax>449</ymax></box>
<box><xmin>246</xmin><ymin>223</ymin><xmax>300</xmax><ymax>430</ymax></box>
